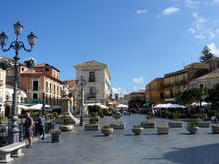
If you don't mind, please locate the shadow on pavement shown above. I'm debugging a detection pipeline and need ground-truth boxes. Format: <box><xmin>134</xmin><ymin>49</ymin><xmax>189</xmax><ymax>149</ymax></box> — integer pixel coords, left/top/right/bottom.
<box><xmin>142</xmin><ymin>143</ymin><xmax>219</xmax><ymax>164</ymax></box>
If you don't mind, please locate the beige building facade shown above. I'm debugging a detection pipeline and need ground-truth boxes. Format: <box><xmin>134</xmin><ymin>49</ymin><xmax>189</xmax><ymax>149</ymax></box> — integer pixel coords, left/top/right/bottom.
<box><xmin>0</xmin><ymin>69</ymin><xmax>6</xmax><ymax>114</ymax></box>
<box><xmin>74</xmin><ymin>60</ymin><xmax>111</xmax><ymax>112</ymax></box>
<box><xmin>190</xmin><ymin>69</ymin><xmax>219</xmax><ymax>89</ymax></box>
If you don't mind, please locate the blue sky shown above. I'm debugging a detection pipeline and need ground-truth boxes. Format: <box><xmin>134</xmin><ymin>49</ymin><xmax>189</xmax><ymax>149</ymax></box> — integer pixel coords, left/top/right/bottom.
<box><xmin>0</xmin><ymin>0</ymin><xmax>219</xmax><ymax>96</ymax></box>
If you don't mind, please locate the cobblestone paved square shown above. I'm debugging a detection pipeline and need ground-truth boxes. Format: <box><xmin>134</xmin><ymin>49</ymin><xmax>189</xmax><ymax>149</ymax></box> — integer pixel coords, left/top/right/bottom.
<box><xmin>15</xmin><ymin>115</ymin><xmax>219</xmax><ymax>164</ymax></box>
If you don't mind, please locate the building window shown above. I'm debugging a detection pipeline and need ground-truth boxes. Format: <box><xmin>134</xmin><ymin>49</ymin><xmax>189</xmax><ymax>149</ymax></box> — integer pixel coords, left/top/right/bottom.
<box><xmin>199</xmin><ymin>83</ymin><xmax>204</xmax><ymax>88</ymax></box>
<box><xmin>89</xmin><ymin>71</ymin><xmax>95</xmax><ymax>82</ymax></box>
<box><xmin>169</xmin><ymin>78</ymin><xmax>173</xmax><ymax>86</ymax></box>
<box><xmin>183</xmin><ymin>74</ymin><xmax>187</xmax><ymax>81</ymax></box>
<box><xmin>45</xmin><ymin>68</ymin><xmax>49</xmax><ymax>71</ymax></box>
<box><xmin>33</xmin><ymin>93</ymin><xmax>38</xmax><ymax>99</ymax></box>
<box><xmin>50</xmin><ymin>83</ymin><xmax>52</xmax><ymax>92</ymax></box>
<box><xmin>89</xmin><ymin>87</ymin><xmax>96</xmax><ymax>98</ymax></box>
<box><xmin>177</xmin><ymin>76</ymin><xmax>180</xmax><ymax>84</ymax></box>
<box><xmin>46</xmin><ymin>82</ymin><xmax>48</xmax><ymax>92</ymax></box>
<box><xmin>212</xmin><ymin>82</ymin><xmax>217</xmax><ymax>88</ymax></box>
<box><xmin>33</xmin><ymin>81</ymin><xmax>39</xmax><ymax>91</ymax></box>
<box><xmin>170</xmin><ymin>89</ymin><xmax>174</xmax><ymax>98</ymax></box>
<box><xmin>57</xmin><ymin>86</ymin><xmax>59</xmax><ymax>95</ymax></box>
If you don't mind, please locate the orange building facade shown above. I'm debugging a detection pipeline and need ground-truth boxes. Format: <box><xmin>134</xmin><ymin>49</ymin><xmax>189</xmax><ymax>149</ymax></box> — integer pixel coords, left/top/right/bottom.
<box><xmin>146</xmin><ymin>78</ymin><xmax>164</xmax><ymax>104</ymax></box>
<box><xmin>20</xmin><ymin>63</ymin><xmax>64</xmax><ymax>107</ymax></box>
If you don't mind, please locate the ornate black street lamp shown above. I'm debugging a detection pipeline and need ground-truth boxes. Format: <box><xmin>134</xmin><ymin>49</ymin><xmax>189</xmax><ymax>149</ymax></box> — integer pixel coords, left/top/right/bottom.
<box><xmin>77</xmin><ymin>76</ymin><xmax>86</xmax><ymax>126</ymax></box>
<box><xmin>0</xmin><ymin>21</ymin><xmax>37</xmax><ymax>143</ymax></box>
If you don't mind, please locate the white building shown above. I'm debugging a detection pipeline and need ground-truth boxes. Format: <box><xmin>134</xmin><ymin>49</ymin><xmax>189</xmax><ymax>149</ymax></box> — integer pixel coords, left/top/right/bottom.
<box><xmin>0</xmin><ymin>69</ymin><xmax>6</xmax><ymax>114</ymax></box>
<box><xmin>74</xmin><ymin>60</ymin><xmax>111</xmax><ymax>112</ymax></box>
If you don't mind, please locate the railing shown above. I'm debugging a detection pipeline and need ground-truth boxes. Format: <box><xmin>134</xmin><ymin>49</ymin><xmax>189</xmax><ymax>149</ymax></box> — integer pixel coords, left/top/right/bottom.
<box><xmin>0</xmin><ymin>118</ymin><xmax>55</xmax><ymax>147</ymax></box>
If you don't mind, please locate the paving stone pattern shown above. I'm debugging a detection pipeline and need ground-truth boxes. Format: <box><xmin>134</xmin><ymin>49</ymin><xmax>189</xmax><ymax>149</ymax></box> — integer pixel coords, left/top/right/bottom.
<box><xmin>15</xmin><ymin>114</ymin><xmax>219</xmax><ymax>164</ymax></box>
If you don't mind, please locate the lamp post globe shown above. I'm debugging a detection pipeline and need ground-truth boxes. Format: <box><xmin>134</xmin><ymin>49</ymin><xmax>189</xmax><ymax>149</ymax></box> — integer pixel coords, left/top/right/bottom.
<box><xmin>14</xmin><ymin>21</ymin><xmax>23</xmax><ymax>36</ymax></box>
<box><xmin>0</xmin><ymin>32</ymin><xmax>8</xmax><ymax>46</ymax></box>
<box><xmin>27</xmin><ymin>32</ymin><xmax>37</xmax><ymax>46</ymax></box>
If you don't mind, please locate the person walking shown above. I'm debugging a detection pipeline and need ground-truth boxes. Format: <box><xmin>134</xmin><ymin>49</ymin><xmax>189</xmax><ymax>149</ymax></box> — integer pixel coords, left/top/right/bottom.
<box><xmin>37</xmin><ymin>113</ymin><xmax>45</xmax><ymax>140</ymax></box>
<box><xmin>24</xmin><ymin>112</ymin><xmax>33</xmax><ymax>148</ymax></box>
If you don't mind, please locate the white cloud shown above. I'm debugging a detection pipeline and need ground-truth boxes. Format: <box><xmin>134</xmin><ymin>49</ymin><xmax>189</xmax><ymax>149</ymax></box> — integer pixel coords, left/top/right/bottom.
<box><xmin>213</xmin><ymin>0</ymin><xmax>219</xmax><ymax>4</ymax></box>
<box><xmin>136</xmin><ymin>9</ymin><xmax>148</xmax><ymax>14</ymax></box>
<box><xmin>194</xmin><ymin>34</ymin><xmax>205</xmax><ymax>39</ymax></box>
<box><xmin>192</xmin><ymin>12</ymin><xmax>198</xmax><ymax>19</ymax></box>
<box><xmin>163</xmin><ymin>7</ymin><xmax>180</xmax><ymax>15</ymax></box>
<box><xmin>215</xmin><ymin>28</ymin><xmax>219</xmax><ymax>33</ymax></box>
<box><xmin>189</xmin><ymin>13</ymin><xmax>218</xmax><ymax>40</ymax></box>
<box><xmin>185</xmin><ymin>0</ymin><xmax>200</xmax><ymax>7</ymax></box>
<box><xmin>112</xmin><ymin>88</ymin><xmax>127</xmax><ymax>97</ymax></box>
<box><xmin>207</xmin><ymin>43</ymin><xmax>219</xmax><ymax>55</ymax></box>
<box><xmin>132</xmin><ymin>77</ymin><xmax>144</xmax><ymax>84</ymax></box>
<box><xmin>188</xmin><ymin>28</ymin><xmax>196</xmax><ymax>33</ymax></box>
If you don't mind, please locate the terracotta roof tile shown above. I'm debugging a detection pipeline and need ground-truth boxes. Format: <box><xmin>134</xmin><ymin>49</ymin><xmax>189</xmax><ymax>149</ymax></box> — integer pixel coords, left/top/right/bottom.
<box><xmin>75</xmin><ymin>60</ymin><xmax>106</xmax><ymax>67</ymax></box>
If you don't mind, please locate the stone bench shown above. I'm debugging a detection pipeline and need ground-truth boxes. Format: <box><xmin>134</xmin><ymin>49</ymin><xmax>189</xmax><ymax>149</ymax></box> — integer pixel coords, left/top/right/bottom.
<box><xmin>84</xmin><ymin>124</ymin><xmax>99</xmax><ymax>131</ymax></box>
<box><xmin>0</xmin><ymin>142</ymin><xmax>26</xmax><ymax>163</ymax></box>
<box><xmin>198</xmin><ymin>122</ymin><xmax>211</xmax><ymax>128</ymax></box>
<box><xmin>168</xmin><ymin>122</ymin><xmax>183</xmax><ymax>128</ymax></box>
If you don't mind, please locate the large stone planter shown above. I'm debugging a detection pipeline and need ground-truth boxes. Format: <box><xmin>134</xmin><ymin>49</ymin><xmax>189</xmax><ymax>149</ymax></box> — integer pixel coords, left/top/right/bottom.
<box><xmin>84</xmin><ymin>124</ymin><xmax>99</xmax><ymax>131</ymax></box>
<box><xmin>59</xmin><ymin>125</ymin><xmax>74</xmax><ymax>132</ymax></box>
<box><xmin>132</xmin><ymin>127</ymin><xmax>143</xmax><ymax>135</ymax></box>
<box><xmin>168</xmin><ymin>122</ymin><xmax>183</xmax><ymax>128</ymax></box>
<box><xmin>198</xmin><ymin>121</ymin><xmax>210</xmax><ymax>128</ymax></box>
<box><xmin>51</xmin><ymin>132</ymin><xmax>60</xmax><ymax>143</ymax></box>
<box><xmin>101</xmin><ymin>128</ymin><xmax>113</xmax><ymax>136</ymax></box>
<box><xmin>110</xmin><ymin>123</ymin><xmax>125</xmax><ymax>129</ymax></box>
<box><xmin>212</xmin><ymin>125</ymin><xmax>219</xmax><ymax>134</ymax></box>
<box><xmin>187</xmin><ymin>126</ymin><xmax>199</xmax><ymax>134</ymax></box>
<box><xmin>141</xmin><ymin>121</ymin><xmax>155</xmax><ymax>128</ymax></box>
<box><xmin>157</xmin><ymin>126</ymin><xmax>169</xmax><ymax>135</ymax></box>
<box><xmin>0</xmin><ymin>125</ymin><xmax>7</xmax><ymax>133</ymax></box>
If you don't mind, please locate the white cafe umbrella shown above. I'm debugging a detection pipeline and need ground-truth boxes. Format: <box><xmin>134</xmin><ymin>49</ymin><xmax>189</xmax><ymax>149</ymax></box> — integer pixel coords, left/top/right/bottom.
<box><xmin>27</xmin><ymin>104</ymin><xmax>51</xmax><ymax>111</ymax></box>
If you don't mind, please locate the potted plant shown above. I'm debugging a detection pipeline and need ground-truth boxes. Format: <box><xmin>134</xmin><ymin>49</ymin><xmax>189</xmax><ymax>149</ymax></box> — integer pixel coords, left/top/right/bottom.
<box><xmin>132</xmin><ymin>125</ymin><xmax>144</xmax><ymax>135</ymax></box>
<box><xmin>23</xmin><ymin>57</ymin><xmax>36</xmax><ymax>68</ymax></box>
<box><xmin>141</xmin><ymin>116</ymin><xmax>156</xmax><ymax>128</ymax></box>
<box><xmin>212</xmin><ymin>125</ymin><xmax>219</xmax><ymax>134</ymax></box>
<box><xmin>101</xmin><ymin>125</ymin><xmax>113</xmax><ymax>136</ymax></box>
<box><xmin>0</xmin><ymin>59</ymin><xmax>13</xmax><ymax>70</ymax></box>
<box><xmin>59</xmin><ymin>115</ymin><xmax>74</xmax><ymax>132</ymax></box>
<box><xmin>168</xmin><ymin>121</ymin><xmax>183</xmax><ymax>128</ymax></box>
<box><xmin>84</xmin><ymin>116</ymin><xmax>99</xmax><ymax>131</ymax></box>
<box><xmin>187</xmin><ymin>122</ymin><xmax>199</xmax><ymax>134</ymax></box>
<box><xmin>157</xmin><ymin>125</ymin><xmax>169</xmax><ymax>134</ymax></box>
<box><xmin>111</xmin><ymin>113</ymin><xmax>125</xmax><ymax>129</ymax></box>
<box><xmin>51</xmin><ymin>129</ymin><xmax>61</xmax><ymax>143</ymax></box>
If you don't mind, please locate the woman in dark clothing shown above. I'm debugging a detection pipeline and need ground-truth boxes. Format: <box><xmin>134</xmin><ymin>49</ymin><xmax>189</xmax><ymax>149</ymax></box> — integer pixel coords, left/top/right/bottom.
<box><xmin>37</xmin><ymin>114</ymin><xmax>45</xmax><ymax>140</ymax></box>
<box><xmin>24</xmin><ymin>112</ymin><xmax>33</xmax><ymax>148</ymax></box>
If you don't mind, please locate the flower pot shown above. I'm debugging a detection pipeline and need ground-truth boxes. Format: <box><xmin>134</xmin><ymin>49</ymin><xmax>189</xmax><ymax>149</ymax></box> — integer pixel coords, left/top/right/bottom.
<box><xmin>212</xmin><ymin>125</ymin><xmax>219</xmax><ymax>134</ymax></box>
<box><xmin>187</xmin><ymin>126</ymin><xmax>199</xmax><ymax>134</ymax></box>
<box><xmin>84</xmin><ymin>124</ymin><xmax>99</xmax><ymax>131</ymax></box>
<box><xmin>110</xmin><ymin>123</ymin><xmax>125</xmax><ymax>129</ymax></box>
<box><xmin>51</xmin><ymin>132</ymin><xmax>60</xmax><ymax>143</ymax></box>
<box><xmin>101</xmin><ymin>128</ymin><xmax>113</xmax><ymax>136</ymax></box>
<box><xmin>132</xmin><ymin>127</ymin><xmax>143</xmax><ymax>135</ymax></box>
<box><xmin>141</xmin><ymin>122</ymin><xmax>155</xmax><ymax>128</ymax></box>
<box><xmin>59</xmin><ymin>125</ymin><xmax>74</xmax><ymax>132</ymax></box>
<box><xmin>157</xmin><ymin>127</ymin><xmax>169</xmax><ymax>135</ymax></box>
<box><xmin>198</xmin><ymin>121</ymin><xmax>210</xmax><ymax>128</ymax></box>
<box><xmin>0</xmin><ymin>125</ymin><xmax>6</xmax><ymax>133</ymax></box>
<box><xmin>168</xmin><ymin>122</ymin><xmax>183</xmax><ymax>128</ymax></box>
